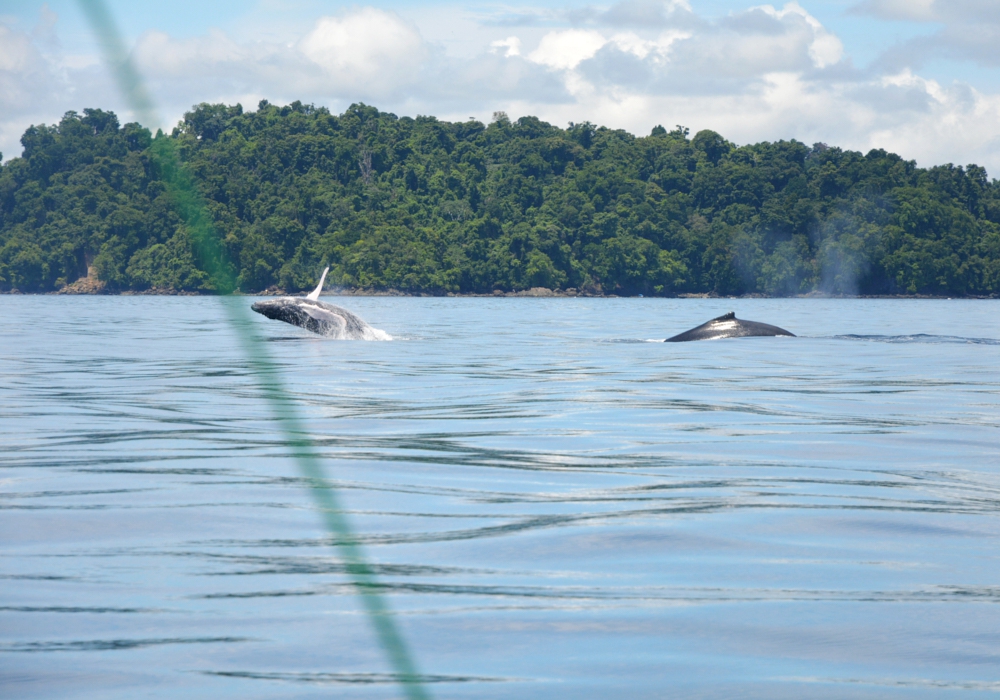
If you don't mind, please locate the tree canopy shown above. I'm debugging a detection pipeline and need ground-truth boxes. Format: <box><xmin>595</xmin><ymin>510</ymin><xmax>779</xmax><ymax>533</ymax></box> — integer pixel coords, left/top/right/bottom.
<box><xmin>2</xmin><ymin>101</ymin><xmax>999</xmax><ymax>296</ymax></box>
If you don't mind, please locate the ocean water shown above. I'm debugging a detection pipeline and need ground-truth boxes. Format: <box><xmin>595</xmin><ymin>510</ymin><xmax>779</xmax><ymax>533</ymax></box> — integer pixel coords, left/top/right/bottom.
<box><xmin>2</xmin><ymin>295</ymin><xmax>1000</xmax><ymax>699</ymax></box>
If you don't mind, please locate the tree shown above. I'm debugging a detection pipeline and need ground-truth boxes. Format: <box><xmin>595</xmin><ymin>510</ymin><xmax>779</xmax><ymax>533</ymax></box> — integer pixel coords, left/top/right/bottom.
<box><xmin>2</xmin><ymin>101</ymin><xmax>998</xmax><ymax>296</ymax></box>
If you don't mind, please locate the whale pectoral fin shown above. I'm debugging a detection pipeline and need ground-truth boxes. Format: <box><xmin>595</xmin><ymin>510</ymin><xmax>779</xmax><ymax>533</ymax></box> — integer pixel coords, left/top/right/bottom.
<box><xmin>302</xmin><ymin>304</ymin><xmax>343</xmax><ymax>322</ymax></box>
<box><xmin>305</xmin><ymin>267</ymin><xmax>329</xmax><ymax>301</ymax></box>
<box><xmin>301</xmin><ymin>303</ymin><xmax>347</xmax><ymax>333</ymax></box>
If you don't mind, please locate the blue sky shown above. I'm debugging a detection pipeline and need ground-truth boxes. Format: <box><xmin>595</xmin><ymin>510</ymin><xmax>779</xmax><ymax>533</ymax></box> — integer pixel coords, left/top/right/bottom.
<box><xmin>2</xmin><ymin>0</ymin><xmax>1000</xmax><ymax>173</ymax></box>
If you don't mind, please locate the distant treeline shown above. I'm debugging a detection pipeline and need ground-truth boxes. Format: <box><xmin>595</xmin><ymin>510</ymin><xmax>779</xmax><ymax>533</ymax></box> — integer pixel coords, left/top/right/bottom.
<box><xmin>2</xmin><ymin>101</ymin><xmax>999</xmax><ymax>296</ymax></box>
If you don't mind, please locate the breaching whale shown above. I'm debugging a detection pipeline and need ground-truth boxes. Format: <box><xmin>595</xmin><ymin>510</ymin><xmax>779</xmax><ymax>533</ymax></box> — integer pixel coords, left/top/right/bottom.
<box><xmin>665</xmin><ymin>312</ymin><xmax>794</xmax><ymax>342</ymax></box>
<box><xmin>251</xmin><ymin>268</ymin><xmax>390</xmax><ymax>340</ymax></box>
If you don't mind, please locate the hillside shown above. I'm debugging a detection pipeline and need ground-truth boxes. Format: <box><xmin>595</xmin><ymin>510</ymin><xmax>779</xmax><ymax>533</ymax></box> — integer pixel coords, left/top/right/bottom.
<box><xmin>2</xmin><ymin>101</ymin><xmax>999</xmax><ymax>296</ymax></box>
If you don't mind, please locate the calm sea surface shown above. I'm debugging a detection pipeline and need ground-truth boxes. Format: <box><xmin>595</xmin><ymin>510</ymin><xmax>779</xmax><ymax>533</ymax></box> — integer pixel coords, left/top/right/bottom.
<box><xmin>3</xmin><ymin>296</ymin><xmax>1000</xmax><ymax>699</ymax></box>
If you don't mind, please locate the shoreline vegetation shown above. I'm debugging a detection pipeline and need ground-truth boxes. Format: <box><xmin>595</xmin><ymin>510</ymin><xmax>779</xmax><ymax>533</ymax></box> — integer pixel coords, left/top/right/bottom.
<box><xmin>2</xmin><ymin>102</ymin><xmax>999</xmax><ymax>298</ymax></box>
<box><xmin>2</xmin><ymin>286</ymin><xmax>985</xmax><ymax>300</ymax></box>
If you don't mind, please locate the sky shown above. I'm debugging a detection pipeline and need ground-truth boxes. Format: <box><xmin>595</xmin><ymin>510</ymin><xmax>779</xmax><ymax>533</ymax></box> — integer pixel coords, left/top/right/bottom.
<box><xmin>2</xmin><ymin>0</ymin><xmax>1000</xmax><ymax>174</ymax></box>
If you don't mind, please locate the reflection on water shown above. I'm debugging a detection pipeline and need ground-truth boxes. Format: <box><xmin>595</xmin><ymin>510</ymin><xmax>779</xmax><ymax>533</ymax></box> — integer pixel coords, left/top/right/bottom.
<box><xmin>2</xmin><ymin>297</ymin><xmax>1000</xmax><ymax>699</ymax></box>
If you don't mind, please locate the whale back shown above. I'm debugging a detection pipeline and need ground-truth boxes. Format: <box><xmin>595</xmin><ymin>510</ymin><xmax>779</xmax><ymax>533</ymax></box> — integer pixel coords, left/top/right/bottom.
<box><xmin>666</xmin><ymin>311</ymin><xmax>794</xmax><ymax>342</ymax></box>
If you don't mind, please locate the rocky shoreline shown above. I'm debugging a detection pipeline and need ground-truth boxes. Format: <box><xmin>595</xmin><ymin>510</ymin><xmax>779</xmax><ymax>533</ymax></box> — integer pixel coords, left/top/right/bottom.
<box><xmin>2</xmin><ymin>285</ymin><xmax>994</xmax><ymax>300</ymax></box>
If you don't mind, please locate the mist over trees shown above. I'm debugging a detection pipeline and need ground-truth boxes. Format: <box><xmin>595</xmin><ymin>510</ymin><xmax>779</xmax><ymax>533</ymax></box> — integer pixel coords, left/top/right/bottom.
<box><xmin>2</xmin><ymin>101</ymin><xmax>999</xmax><ymax>296</ymax></box>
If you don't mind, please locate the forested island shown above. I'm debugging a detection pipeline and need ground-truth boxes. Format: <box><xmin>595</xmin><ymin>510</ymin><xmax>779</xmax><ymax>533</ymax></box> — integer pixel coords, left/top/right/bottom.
<box><xmin>1</xmin><ymin>101</ymin><xmax>999</xmax><ymax>296</ymax></box>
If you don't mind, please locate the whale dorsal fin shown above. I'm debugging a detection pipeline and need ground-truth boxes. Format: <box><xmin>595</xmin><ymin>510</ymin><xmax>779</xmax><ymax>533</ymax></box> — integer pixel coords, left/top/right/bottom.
<box><xmin>305</xmin><ymin>267</ymin><xmax>329</xmax><ymax>301</ymax></box>
<box><xmin>711</xmin><ymin>311</ymin><xmax>736</xmax><ymax>322</ymax></box>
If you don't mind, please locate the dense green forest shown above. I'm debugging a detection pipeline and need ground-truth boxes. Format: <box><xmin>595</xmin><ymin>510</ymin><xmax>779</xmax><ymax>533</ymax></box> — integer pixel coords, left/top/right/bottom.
<box><xmin>2</xmin><ymin>101</ymin><xmax>1000</xmax><ymax>296</ymax></box>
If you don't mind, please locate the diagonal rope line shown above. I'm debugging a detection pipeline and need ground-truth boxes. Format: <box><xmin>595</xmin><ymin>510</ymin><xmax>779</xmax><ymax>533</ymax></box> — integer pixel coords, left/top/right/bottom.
<box><xmin>75</xmin><ymin>2</ymin><xmax>430</xmax><ymax>697</ymax></box>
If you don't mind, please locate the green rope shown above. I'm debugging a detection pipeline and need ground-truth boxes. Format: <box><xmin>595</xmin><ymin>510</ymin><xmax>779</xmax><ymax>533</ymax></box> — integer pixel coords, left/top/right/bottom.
<box><xmin>76</xmin><ymin>2</ymin><xmax>430</xmax><ymax>696</ymax></box>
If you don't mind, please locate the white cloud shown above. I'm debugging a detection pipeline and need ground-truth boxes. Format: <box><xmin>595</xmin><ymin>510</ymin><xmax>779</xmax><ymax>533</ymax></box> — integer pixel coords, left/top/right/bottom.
<box><xmin>299</xmin><ymin>9</ymin><xmax>425</xmax><ymax>88</ymax></box>
<box><xmin>0</xmin><ymin>24</ymin><xmax>34</xmax><ymax>72</ymax></box>
<box><xmin>529</xmin><ymin>29</ymin><xmax>608</xmax><ymax>70</ymax></box>
<box><xmin>515</xmin><ymin>68</ymin><xmax>1000</xmax><ymax>171</ymax></box>
<box><xmin>126</xmin><ymin>8</ymin><xmax>430</xmax><ymax>107</ymax></box>
<box><xmin>853</xmin><ymin>0</ymin><xmax>1000</xmax><ymax>25</ymax></box>
<box><xmin>590</xmin><ymin>0</ymin><xmax>693</xmax><ymax>28</ymax></box>
<box><xmin>4</xmin><ymin>1</ymin><xmax>1000</xmax><ymax>177</ymax></box>
<box><xmin>850</xmin><ymin>0</ymin><xmax>939</xmax><ymax>22</ymax></box>
<box><xmin>135</xmin><ymin>29</ymin><xmax>250</xmax><ymax>77</ymax></box>
<box><xmin>854</xmin><ymin>0</ymin><xmax>1000</xmax><ymax>67</ymax></box>
<box><xmin>526</xmin><ymin>27</ymin><xmax>691</xmax><ymax>72</ymax></box>
<box><xmin>710</xmin><ymin>3</ymin><xmax>844</xmax><ymax>72</ymax></box>
<box><xmin>0</xmin><ymin>18</ymin><xmax>110</xmax><ymax>153</ymax></box>
<box><xmin>756</xmin><ymin>2</ymin><xmax>844</xmax><ymax>68</ymax></box>
<box><xmin>880</xmin><ymin>69</ymin><xmax>947</xmax><ymax>102</ymax></box>
<box><xmin>808</xmin><ymin>32</ymin><xmax>843</xmax><ymax>69</ymax></box>
<box><xmin>608</xmin><ymin>30</ymin><xmax>691</xmax><ymax>61</ymax></box>
<box><xmin>491</xmin><ymin>36</ymin><xmax>521</xmax><ymax>58</ymax></box>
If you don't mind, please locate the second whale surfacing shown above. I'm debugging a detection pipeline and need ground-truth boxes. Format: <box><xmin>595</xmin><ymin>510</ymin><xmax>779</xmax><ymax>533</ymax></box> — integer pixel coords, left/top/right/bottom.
<box><xmin>665</xmin><ymin>312</ymin><xmax>794</xmax><ymax>342</ymax></box>
<box><xmin>250</xmin><ymin>268</ymin><xmax>390</xmax><ymax>340</ymax></box>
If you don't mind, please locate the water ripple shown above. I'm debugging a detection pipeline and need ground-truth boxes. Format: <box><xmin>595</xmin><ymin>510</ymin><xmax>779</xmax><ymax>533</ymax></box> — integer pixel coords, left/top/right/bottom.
<box><xmin>201</xmin><ymin>670</ymin><xmax>524</xmax><ymax>684</ymax></box>
<box><xmin>4</xmin><ymin>297</ymin><xmax>1000</xmax><ymax>697</ymax></box>
<box><xmin>0</xmin><ymin>637</ymin><xmax>253</xmax><ymax>653</ymax></box>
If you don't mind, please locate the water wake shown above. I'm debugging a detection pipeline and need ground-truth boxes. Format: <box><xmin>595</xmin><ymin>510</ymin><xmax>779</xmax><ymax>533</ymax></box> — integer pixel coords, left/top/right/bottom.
<box><xmin>833</xmin><ymin>333</ymin><xmax>1000</xmax><ymax>345</ymax></box>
